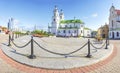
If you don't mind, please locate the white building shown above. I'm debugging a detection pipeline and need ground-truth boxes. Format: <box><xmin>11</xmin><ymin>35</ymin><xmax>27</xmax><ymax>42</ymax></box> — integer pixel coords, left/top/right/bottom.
<box><xmin>48</xmin><ymin>6</ymin><xmax>84</xmax><ymax>37</ymax></box>
<box><xmin>83</xmin><ymin>27</ymin><xmax>92</xmax><ymax>38</ymax></box>
<box><xmin>109</xmin><ymin>5</ymin><xmax>120</xmax><ymax>39</ymax></box>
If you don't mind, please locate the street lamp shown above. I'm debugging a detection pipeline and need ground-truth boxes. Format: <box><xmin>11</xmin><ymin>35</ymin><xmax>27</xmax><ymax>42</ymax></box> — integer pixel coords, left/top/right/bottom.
<box><xmin>8</xmin><ymin>20</ymin><xmax>11</xmax><ymax>46</ymax></box>
<box><xmin>48</xmin><ymin>23</ymin><xmax>50</xmax><ymax>36</ymax></box>
<box><xmin>65</xmin><ymin>25</ymin><xmax>67</xmax><ymax>37</ymax></box>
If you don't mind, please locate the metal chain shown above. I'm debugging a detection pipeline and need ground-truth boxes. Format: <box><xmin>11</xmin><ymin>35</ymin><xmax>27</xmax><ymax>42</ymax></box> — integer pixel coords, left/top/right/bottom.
<box><xmin>33</xmin><ymin>40</ymin><xmax>88</xmax><ymax>56</ymax></box>
<box><xmin>91</xmin><ymin>49</ymin><xmax>97</xmax><ymax>53</ymax></box>
<box><xmin>11</xmin><ymin>39</ymin><xmax>31</xmax><ymax>48</ymax></box>
<box><xmin>90</xmin><ymin>42</ymin><xmax>106</xmax><ymax>49</ymax></box>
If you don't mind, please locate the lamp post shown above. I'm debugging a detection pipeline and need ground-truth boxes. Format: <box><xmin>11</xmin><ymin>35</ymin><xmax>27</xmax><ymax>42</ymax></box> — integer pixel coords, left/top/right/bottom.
<box><xmin>65</xmin><ymin>25</ymin><xmax>67</xmax><ymax>37</ymax></box>
<box><xmin>48</xmin><ymin>23</ymin><xmax>50</xmax><ymax>36</ymax></box>
<box><xmin>77</xmin><ymin>27</ymin><xmax>78</xmax><ymax>37</ymax></box>
<box><xmin>8</xmin><ymin>20</ymin><xmax>11</xmax><ymax>46</ymax></box>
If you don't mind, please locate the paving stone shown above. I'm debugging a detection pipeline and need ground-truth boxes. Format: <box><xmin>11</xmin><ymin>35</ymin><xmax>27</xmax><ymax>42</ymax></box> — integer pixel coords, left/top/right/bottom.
<box><xmin>0</xmin><ymin>34</ymin><xmax>118</xmax><ymax>73</ymax></box>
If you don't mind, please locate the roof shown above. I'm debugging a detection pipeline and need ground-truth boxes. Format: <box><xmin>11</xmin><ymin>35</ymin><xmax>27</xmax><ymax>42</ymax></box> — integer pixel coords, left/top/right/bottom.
<box><xmin>84</xmin><ymin>27</ymin><xmax>91</xmax><ymax>30</ymax></box>
<box><xmin>60</xmin><ymin>19</ymin><xmax>84</xmax><ymax>24</ymax></box>
<box><xmin>115</xmin><ymin>9</ymin><xmax>120</xmax><ymax>15</ymax></box>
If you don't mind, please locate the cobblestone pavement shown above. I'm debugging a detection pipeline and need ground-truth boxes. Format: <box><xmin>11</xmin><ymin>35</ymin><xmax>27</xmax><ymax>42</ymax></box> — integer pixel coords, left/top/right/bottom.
<box><xmin>1</xmin><ymin>35</ymin><xmax>112</xmax><ymax>69</ymax></box>
<box><xmin>0</xmin><ymin>34</ymin><xmax>25</xmax><ymax>73</ymax></box>
<box><xmin>0</xmin><ymin>34</ymin><xmax>119</xmax><ymax>73</ymax></box>
<box><xmin>89</xmin><ymin>40</ymin><xmax>119</xmax><ymax>73</ymax></box>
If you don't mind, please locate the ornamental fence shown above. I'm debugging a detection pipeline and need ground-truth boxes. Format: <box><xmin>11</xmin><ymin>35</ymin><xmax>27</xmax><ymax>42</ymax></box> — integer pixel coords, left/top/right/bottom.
<box><xmin>8</xmin><ymin>35</ymin><xmax>109</xmax><ymax>59</ymax></box>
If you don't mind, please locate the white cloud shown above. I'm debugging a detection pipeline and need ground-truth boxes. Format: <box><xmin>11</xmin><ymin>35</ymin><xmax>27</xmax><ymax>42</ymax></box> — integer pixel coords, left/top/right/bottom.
<box><xmin>92</xmin><ymin>13</ymin><xmax>98</xmax><ymax>18</ymax></box>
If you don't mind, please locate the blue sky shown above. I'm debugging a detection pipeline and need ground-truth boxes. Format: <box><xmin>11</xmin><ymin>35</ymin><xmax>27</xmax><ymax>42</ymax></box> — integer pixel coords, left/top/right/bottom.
<box><xmin>0</xmin><ymin>0</ymin><xmax>120</xmax><ymax>31</ymax></box>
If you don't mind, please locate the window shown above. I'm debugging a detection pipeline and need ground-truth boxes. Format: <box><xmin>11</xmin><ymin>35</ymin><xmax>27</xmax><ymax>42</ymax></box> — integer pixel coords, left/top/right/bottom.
<box><xmin>81</xmin><ymin>25</ymin><xmax>83</xmax><ymax>27</ymax></box>
<box><xmin>69</xmin><ymin>30</ymin><xmax>70</xmax><ymax>33</ymax></box>
<box><xmin>74</xmin><ymin>30</ymin><xmax>76</xmax><ymax>33</ymax></box>
<box><xmin>70</xmin><ymin>25</ymin><xmax>72</xmax><ymax>28</ymax></box>
<box><xmin>81</xmin><ymin>30</ymin><xmax>82</xmax><ymax>33</ymax></box>
<box><xmin>58</xmin><ymin>31</ymin><xmax>60</xmax><ymax>33</ymax></box>
<box><xmin>54</xmin><ymin>19</ymin><xmax>55</xmax><ymax>21</ymax></box>
<box><xmin>65</xmin><ymin>25</ymin><xmax>67</xmax><ymax>28</ymax></box>
<box><xmin>63</xmin><ymin>30</ymin><xmax>65</xmax><ymax>33</ymax></box>
<box><xmin>117</xmin><ymin>32</ymin><xmax>119</xmax><ymax>37</ymax></box>
<box><xmin>112</xmin><ymin>20</ymin><xmax>113</xmax><ymax>27</ymax></box>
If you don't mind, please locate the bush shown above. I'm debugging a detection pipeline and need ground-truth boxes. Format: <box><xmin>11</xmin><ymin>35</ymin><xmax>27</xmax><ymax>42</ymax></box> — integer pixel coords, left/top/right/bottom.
<box><xmin>32</xmin><ymin>30</ymin><xmax>52</xmax><ymax>37</ymax></box>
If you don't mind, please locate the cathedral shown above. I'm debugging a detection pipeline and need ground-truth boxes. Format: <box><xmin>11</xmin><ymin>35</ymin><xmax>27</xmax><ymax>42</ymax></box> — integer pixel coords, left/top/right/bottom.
<box><xmin>109</xmin><ymin>5</ymin><xmax>120</xmax><ymax>39</ymax></box>
<box><xmin>48</xmin><ymin>6</ymin><xmax>84</xmax><ymax>37</ymax></box>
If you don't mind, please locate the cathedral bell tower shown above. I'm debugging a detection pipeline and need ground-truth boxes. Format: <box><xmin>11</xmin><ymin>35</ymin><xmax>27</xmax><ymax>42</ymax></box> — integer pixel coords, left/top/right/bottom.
<box><xmin>59</xmin><ymin>9</ymin><xmax>64</xmax><ymax>20</ymax></box>
<box><xmin>109</xmin><ymin>5</ymin><xmax>115</xmax><ymax>30</ymax></box>
<box><xmin>51</xmin><ymin>5</ymin><xmax>60</xmax><ymax>35</ymax></box>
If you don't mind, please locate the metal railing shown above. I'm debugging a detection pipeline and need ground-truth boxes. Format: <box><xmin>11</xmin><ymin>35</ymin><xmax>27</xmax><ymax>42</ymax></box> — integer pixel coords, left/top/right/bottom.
<box><xmin>34</xmin><ymin>40</ymin><xmax>87</xmax><ymax>56</ymax></box>
<box><xmin>8</xmin><ymin>35</ymin><xmax>109</xmax><ymax>59</ymax></box>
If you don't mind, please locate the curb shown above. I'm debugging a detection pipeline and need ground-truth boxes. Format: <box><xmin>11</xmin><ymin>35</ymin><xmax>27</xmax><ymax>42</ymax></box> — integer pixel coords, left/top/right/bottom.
<box><xmin>0</xmin><ymin>43</ymin><xmax>117</xmax><ymax>73</ymax></box>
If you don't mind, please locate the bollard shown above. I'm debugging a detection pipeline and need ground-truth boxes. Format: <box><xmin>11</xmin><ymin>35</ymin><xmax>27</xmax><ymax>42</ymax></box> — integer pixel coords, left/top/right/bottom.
<box><xmin>108</xmin><ymin>38</ymin><xmax>109</xmax><ymax>45</ymax></box>
<box><xmin>17</xmin><ymin>34</ymin><xmax>18</xmax><ymax>38</ymax></box>
<box><xmin>18</xmin><ymin>34</ymin><xmax>19</xmax><ymax>38</ymax></box>
<box><xmin>86</xmin><ymin>39</ymin><xmax>92</xmax><ymax>58</ymax></box>
<box><xmin>15</xmin><ymin>34</ymin><xmax>17</xmax><ymax>38</ymax></box>
<box><xmin>12</xmin><ymin>33</ymin><xmax>14</xmax><ymax>41</ymax></box>
<box><xmin>29</xmin><ymin>36</ymin><xmax>36</xmax><ymax>59</ymax></box>
<box><xmin>8</xmin><ymin>34</ymin><xmax>11</xmax><ymax>46</ymax></box>
<box><xmin>105</xmin><ymin>38</ymin><xmax>108</xmax><ymax>49</ymax></box>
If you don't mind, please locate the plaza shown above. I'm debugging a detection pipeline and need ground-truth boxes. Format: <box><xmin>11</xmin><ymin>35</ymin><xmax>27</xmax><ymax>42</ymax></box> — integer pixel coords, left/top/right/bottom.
<box><xmin>0</xmin><ymin>0</ymin><xmax>120</xmax><ymax>73</ymax></box>
<box><xmin>0</xmin><ymin>33</ymin><xmax>117</xmax><ymax>73</ymax></box>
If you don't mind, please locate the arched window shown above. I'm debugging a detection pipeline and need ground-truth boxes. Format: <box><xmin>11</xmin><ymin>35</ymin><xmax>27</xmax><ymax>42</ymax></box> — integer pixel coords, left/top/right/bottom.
<box><xmin>69</xmin><ymin>30</ymin><xmax>70</xmax><ymax>33</ymax></box>
<box><xmin>117</xmin><ymin>32</ymin><xmax>119</xmax><ymax>37</ymax></box>
<box><xmin>81</xmin><ymin>30</ymin><xmax>82</xmax><ymax>33</ymax></box>
<box><xmin>63</xmin><ymin>30</ymin><xmax>65</xmax><ymax>33</ymax></box>
<box><xmin>112</xmin><ymin>20</ymin><xmax>113</xmax><ymax>27</ymax></box>
<box><xmin>74</xmin><ymin>30</ymin><xmax>76</xmax><ymax>33</ymax></box>
<box><xmin>58</xmin><ymin>31</ymin><xmax>60</xmax><ymax>33</ymax></box>
<box><xmin>70</xmin><ymin>25</ymin><xmax>72</xmax><ymax>28</ymax></box>
<box><xmin>54</xmin><ymin>19</ymin><xmax>55</xmax><ymax>21</ymax></box>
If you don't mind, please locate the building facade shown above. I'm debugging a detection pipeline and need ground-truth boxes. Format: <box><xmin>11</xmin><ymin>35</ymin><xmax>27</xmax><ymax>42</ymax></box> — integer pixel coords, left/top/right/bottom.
<box><xmin>48</xmin><ymin>6</ymin><xmax>84</xmax><ymax>37</ymax></box>
<box><xmin>97</xmin><ymin>24</ymin><xmax>109</xmax><ymax>38</ymax></box>
<box><xmin>109</xmin><ymin>5</ymin><xmax>120</xmax><ymax>39</ymax></box>
<box><xmin>83</xmin><ymin>27</ymin><xmax>92</xmax><ymax>38</ymax></box>
<box><xmin>91</xmin><ymin>31</ymin><xmax>97</xmax><ymax>38</ymax></box>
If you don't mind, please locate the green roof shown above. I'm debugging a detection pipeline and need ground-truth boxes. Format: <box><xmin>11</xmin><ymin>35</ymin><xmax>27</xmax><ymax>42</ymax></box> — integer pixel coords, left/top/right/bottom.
<box><xmin>60</xmin><ymin>19</ymin><xmax>84</xmax><ymax>24</ymax></box>
<box><xmin>84</xmin><ymin>27</ymin><xmax>91</xmax><ymax>30</ymax></box>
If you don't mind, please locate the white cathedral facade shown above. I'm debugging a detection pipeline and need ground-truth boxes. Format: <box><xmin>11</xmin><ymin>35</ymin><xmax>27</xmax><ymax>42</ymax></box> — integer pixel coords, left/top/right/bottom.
<box><xmin>48</xmin><ymin>6</ymin><xmax>84</xmax><ymax>37</ymax></box>
<box><xmin>109</xmin><ymin>5</ymin><xmax>120</xmax><ymax>39</ymax></box>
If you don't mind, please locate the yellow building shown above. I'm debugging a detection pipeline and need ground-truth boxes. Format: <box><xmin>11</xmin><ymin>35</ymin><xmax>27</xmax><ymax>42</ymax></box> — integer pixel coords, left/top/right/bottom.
<box><xmin>97</xmin><ymin>23</ymin><xmax>109</xmax><ymax>38</ymax></box>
